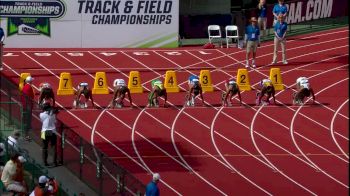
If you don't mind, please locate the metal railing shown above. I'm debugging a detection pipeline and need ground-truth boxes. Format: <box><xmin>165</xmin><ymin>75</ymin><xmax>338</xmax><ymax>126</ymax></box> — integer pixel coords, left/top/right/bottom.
<box><xmin>0</xmin><ymin>72</ymin><xmax>146</xmax><ymax>195</ymax></box>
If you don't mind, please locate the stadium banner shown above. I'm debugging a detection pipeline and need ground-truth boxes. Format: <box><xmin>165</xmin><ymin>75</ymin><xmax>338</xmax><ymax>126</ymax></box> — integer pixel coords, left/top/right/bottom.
<box><xmin>0</xmin><ymin>0</ymin><xmax>179</xmax><ymax>48</ymax></box>
<box><xmin>247</xmin><ymin>0</ymin><xmax>347</xmax><ymax>29</ymax></box>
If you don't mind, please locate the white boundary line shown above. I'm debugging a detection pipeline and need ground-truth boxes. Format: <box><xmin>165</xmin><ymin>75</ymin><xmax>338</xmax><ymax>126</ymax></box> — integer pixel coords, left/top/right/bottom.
<box><xmin>131</xmin><ymin>108</ymin><xmax>183</xmax><ymax>195</ymax></box>
<box><xmin>250</xmin><ymin>103</ymin><xmax>317</xmax><ymax>195</ymax></box>
<box><xmin>169</xmin><ymin>107</ymin><xmax>228</xmax><ymax>195</ymax></box>
<box><xmin>289</xmin><ymin>78</ymin><xmax>349</xmax><ymax>188</ymax></box>
<box><xmin>210</xmin><ymin>107</ymin><xmax>273</xmax><ymax>195</ymax></box>
<box><xmin>330</xmin><ymin>100</ymin><xmax>349</xmax><ymax>159</ymax></box>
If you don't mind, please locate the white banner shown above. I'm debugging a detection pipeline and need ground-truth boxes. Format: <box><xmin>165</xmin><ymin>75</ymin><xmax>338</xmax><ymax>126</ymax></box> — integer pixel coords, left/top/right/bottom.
<box><xmin>0</xmin><ymin>0</ymin><xmax>179</xmax><ymax>48</ymax></box>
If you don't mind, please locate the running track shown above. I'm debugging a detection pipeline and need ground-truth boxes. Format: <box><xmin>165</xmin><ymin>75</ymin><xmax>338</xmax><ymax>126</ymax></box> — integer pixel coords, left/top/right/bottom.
<box><xmin>1</xmin><ymin>27</ymin><xmax>349</xmax><ymax>195</ymax></box>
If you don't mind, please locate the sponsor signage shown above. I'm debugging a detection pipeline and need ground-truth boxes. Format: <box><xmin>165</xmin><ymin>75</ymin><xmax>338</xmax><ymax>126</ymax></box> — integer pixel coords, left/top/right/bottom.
<box><xmin>0</xmin><ymin>0</ymin><xmax>66</xmax><ymax>36</ymax></box>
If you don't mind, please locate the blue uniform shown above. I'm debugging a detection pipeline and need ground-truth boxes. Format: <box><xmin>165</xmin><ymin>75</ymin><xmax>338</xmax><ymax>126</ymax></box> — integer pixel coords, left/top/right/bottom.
<box><xmin>273</xmin><ymin>4</ymin><xmax>288</xmax><ymax>19</ymax></box>
<box><xmin>258</xmin><ymin>4</ymin><xmax>267</xmax><ymax>18</ymax></box>
<box><xmin>146</xmin><ymin>182</ymin><xmax>159</xmax><ymax>196</ymax></box>
<box><xmin>245</xmin><ymin>25</ymin><xmax>260</xmax><ymax>41</ymax></box>
<box><xmin>0</xmin><ymin>27</ymin><xmax>4</xmax><ymax>41</ymax></box>
<box><xmin>188</xmin><ymin>75</ymin><xmax>199</xmax><ymax>84</ymax></box>
<box><xmin>274</xmin><ymin>22</ymin><xmax>288</xmax><ymax>38</ymax></box>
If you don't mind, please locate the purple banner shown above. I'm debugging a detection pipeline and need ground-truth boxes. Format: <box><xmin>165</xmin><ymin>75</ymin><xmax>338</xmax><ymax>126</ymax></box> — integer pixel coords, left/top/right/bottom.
<box><xmin>248</xmin><ymin>0</ymin><xmax>348</xmax><ymax>28</ymax></box>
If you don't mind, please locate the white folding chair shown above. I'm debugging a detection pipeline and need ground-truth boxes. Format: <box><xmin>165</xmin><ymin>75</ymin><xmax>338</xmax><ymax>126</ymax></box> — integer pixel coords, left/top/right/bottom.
<box><xmin>208</xmin><ymin>25</ymin><xmax>222</xmax><ymax>48</ymax></box>
<box><xmin>225</xmin><ymin>25</ymin><xmax>240</xmax><ymax>48</ymax></box>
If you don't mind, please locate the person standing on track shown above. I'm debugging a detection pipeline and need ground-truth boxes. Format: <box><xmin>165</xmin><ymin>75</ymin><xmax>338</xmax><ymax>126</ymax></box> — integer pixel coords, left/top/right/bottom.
<box><xmin>272</xmin><ymin>14</ymin><xmax>288</xmax><ymax>65</ymax></box>
<box><xmin>148</xmin><ymin>79</ymin><xmax>167</xmax><ymax>107</ymax></box>
<box><xmin>293</xmin><ymin>77</ymin><xmax>315</xmax><ymax>105</ymax></box>
<box><xmin>244</xmin><ymin>17</ymin><xmax>260</xmax><ymax>68</ymax></box>
<box><xmin>257</xmin><ymin>0</ymin><xmax>268</xmax><ymax>38</ymax></box>
<box><xmin>256</xmin><ymin>79</ymin><xmax>276</xmax><ymax>106</ymax></box>
<box><xmin>109</xmin><ymin>79</ymin><xmax>132</xmax><ymax>108</ymax></box>
<box><xmin>222</xmin><ymin>79</ymin><xmax>242</xmax><ymax>106</ymax></box>
<box><xmin>0</xmin><ymin>26</ymin><xmax>4</xmax><ymax>71</ymax></box>
<box><xmin>74</xmin><ymin>82</ymin><xmax>95</xmax><ymax>109</ymax></box>
<box><xmin>146</xmin><ymin>173</ymin><xmax>160</xmax><ymax>196</ymax></box>
<box><xmin>273</xmin><ymin>0</ymin><xmax>288</xmax><ymax>26</ymax></box>
<box><xmin>21</xmin><ymin>76</ymin><xmax>35</xmax><ymax>141</ymax></box>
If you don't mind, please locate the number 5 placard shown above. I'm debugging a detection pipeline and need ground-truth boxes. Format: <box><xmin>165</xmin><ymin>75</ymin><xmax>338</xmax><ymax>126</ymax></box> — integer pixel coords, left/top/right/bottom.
<box><xmin>128</xmin><ymin>71</ymin><xmax>143</xmax><ymax>93</ymax></box>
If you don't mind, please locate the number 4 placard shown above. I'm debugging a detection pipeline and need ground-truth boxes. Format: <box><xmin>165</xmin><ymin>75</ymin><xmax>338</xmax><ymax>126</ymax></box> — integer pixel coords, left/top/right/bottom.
<box><xmin>164</xmin><ymin>70</ymin><xmax>180</xmax><ymax>93</ymax></box>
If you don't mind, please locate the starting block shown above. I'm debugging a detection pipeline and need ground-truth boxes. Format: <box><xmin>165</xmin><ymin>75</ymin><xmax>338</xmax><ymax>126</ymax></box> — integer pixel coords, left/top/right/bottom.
<box><xmin>269</xmin><ymin>68</ymin><xmax>284</xmax><ymax>90</ymax></box>
<box><xmin>199</xmin><ymin>70</ymin><xmax>213</xmax><ymax>92</ymax></box>
<box><xmin>19</xmin><ymin>73</ymin><xmax>31</xmax><ymax>91</ymax></box>
<box><xmin>128</xmin><ymin>71</ymin><xmax>143</xmax><ymax>93</ymax></box>
<box><xmin>92</xmin><ymin>72</ymin><xmax>109</xmax><ymax>94</ymax></box>
<box><xmin>236</xmin><ymin>69</ymin><xmax>251</xmax><ymax>91</ymax></box>
<box><xmin>57</xmin><ymin>72</ymin><xmax>75</xmax><ymax>95</ymax></box>
<box><xmin>164</xmin><ymin>70</ymin><xmax>180</xmax><ymax>93</ymax></box>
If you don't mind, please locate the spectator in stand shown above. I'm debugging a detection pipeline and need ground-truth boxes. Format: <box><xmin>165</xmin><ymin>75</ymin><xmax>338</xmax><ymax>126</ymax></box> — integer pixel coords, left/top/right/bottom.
<box><xmin>30</xmin><ymin>175</ymin><xmax>58</xmax><ymax>196</ymax></box>
<box><xmin>40</xmin><ymin>104</ymin><xmax>58</xmax><ymax>167</ymax></box>
<box><xmin>14</xmin><ymin>156</ymin><xmax>31</xmax><ymax>193</ymax></box>
<box><xmin>273</xmin><ymin>0</ymin><xmax>288</xmax><ymax>26</ymax></box>
<box><xmin>257</xmin><ymin>0</ymin><xmax>268</xmax><ymax>37</ymax></box>
<box><xmin>146</xmin><ymin>173</ymin><xmax>160</xmax><ymax>196</ymax></box>
<box><xmin>0</xmin><ymin>142</ymin><xmax>5</xmax><ymax>166</ymax></box>
<box><xmin>1</xmin><ymin>153</ymin><xmax>27</xmax><ymax>195</ymax></box>
<box><xmin>0</xmin><ymin>26</ymin><xmax>4</xmax><ymax>71</ymax></box>
<box><xmin>8</xmin><ymin>130</ymin><xmax>21</xmax><ymax>152</ymax></box>
<box><xmin>272</xmin><ymin>14</ymin><xmax>288</xmax><ymax>64</ymax></box>
<box><xmin>244</xmin><ymin>17</ymin><xmax>260</xmax><ymax>68</ymax></box>
<box><xmin>22</xmin><ymin>76</ymin><xmax>35</xmax><ymax>141</ymax></box>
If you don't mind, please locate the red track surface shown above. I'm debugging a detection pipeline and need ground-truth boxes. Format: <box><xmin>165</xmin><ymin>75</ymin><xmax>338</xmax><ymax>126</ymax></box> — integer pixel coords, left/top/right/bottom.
<box><xmin>2</xmin><ymin>27</ymin><xmax>349</xmax><ymax>195</ymax></box>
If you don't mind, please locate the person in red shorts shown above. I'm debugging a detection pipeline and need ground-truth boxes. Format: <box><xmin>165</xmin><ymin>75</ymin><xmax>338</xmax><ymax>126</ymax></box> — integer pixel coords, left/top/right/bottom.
<box><xmin>21</xmin><ymin>76</ymin><xmax>35</xmax><ymax>140</ymax></box>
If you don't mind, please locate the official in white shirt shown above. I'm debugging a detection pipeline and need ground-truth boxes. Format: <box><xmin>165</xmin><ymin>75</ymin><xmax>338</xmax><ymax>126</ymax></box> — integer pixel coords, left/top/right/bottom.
<box><xmin>40</xmin><ymin>104</ymin><xmax>58</xmax><ymax>167</ymax></box>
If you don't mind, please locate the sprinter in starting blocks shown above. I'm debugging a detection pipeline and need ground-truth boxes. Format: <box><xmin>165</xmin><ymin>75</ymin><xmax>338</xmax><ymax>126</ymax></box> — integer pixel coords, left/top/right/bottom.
<box><xmin>73</xmin><ymin>82</ymin><xmax>95</xmax><ymax>109</ymax></box>
<box><xmin>256</xmin><ymin>78</ymin><xmax>276</xmax><ymax>106</ymax></box>
<box><xmin>109</xmin><ymin>79</ymin><xmax>132</xmax><ymax>108</ymax></box>
<box><xmin>148</xmin><ymin>79</ymin><xmax>167</xmax><ymax>107</ymax></box>
<box><xmin>185</xmin><ymin>75</ymin><xmax>204</xmax><ymax>106</ymax></box>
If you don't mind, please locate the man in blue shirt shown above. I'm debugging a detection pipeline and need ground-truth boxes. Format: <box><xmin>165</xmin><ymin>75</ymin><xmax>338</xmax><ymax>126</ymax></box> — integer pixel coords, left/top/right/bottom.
<box><xmin>257</xmin><ymin>0</ymin><xmax>267</xmax><ymax>37</ymax></box>
<box><xmin>244</xmin><ymin>17</ymin><xmax>260</xmax><ymax>68</ymax></box>
<box><xmin>273</xmin><ymin>0</ymin><xmax>288</xmax><ymax>26</ymax></box>
<box><xmin>146</xmin><ymin>173</ymin><xmax>160</xmax><ymax>196</ymax></box>
<box><xmin>0</xmin><ymin>27</ymin><xmax>5</xmax><ymax>71</ymax></box>
<box><xmin>272</xmin><ymin>14</ymin><xmax>288</xmax><ymax>64</ymax></box>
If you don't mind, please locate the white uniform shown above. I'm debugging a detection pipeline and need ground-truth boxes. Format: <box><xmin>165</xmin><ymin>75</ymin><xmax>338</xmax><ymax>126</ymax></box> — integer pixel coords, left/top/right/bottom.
<box><xmin>74</xmin><ymin>82</ymin><xmax>89</xmax><ymax>108</ymax></box>
<box><xmin>261</xmin><ymin>79</ymin><xmax>272</xmax><ymax>87</ymax></box>
<box><xmin>114</xmin><ymin>79</ymin><xmax>126</xmax><ymax>87</ymax></box>
<box><xmin>78</xmin><ymin>82</ymin><xmax>88</xmax><ymax>89</ymax></box>
<box><xmin>296</xmin><ymin>77</ymin><xmax>309</xmax><ymax>89</ymax></box>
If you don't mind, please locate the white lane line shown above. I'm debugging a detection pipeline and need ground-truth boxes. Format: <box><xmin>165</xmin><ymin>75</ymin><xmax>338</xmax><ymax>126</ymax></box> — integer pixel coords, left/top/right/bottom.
<box><xmin>210</xmin><ymin>107</ymin><xmax>273</xmax><ymax>195</ymax></box>
<box><xmin>290</xmin><ymin>78</ymin><xmax>349</xmax><ymax>188</ymax></box>
<box><xmin>330</xmin><ymin>99</ymin><xmax>349</xmax><ymax>158</ymax></box>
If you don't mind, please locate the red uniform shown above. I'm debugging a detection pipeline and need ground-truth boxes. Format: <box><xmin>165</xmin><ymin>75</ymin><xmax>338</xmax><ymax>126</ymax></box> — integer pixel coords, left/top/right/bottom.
<box><xmin>21</xmin><ymin>83</ymin><xmax>34</xmax><ymax>109</ymax></box>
